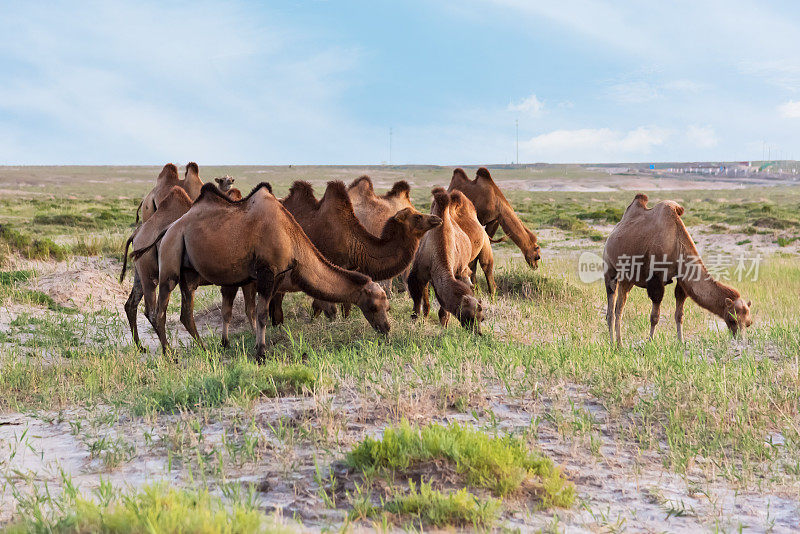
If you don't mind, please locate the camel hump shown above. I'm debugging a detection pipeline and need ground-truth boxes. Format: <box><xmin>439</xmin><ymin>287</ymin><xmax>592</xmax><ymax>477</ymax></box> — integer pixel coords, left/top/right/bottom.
<box><xmin>452</xmin><ymin>168</ymin><xmax>469</xmax><ymax>181</ymax></box>
<box><xmin>431</xmin><ymin>187</ymin><xmax>451</xmax><ymax>216</ymax></box>
<box><xmin>287</xmin><ymin>181</ymin><xmax>317</xmax><ymax>203</ymax></box>
<box><xmin>322</xmin><ymin>181</ymin><xmax>353</xmax><ymax>208</ymax></box>
<box><xmin>157</xmin><ymin>163</ymin><xmax>179</xmax><ymax>182</ymax></box>
<box><xmin>159</xmin><ymin>185</ymin><xmax>192</xmax><ymax>211</ymax></box>
<box><xmin>195</xmin><ymin>181</ymin><xmax>272</xmax><ymax>205</ymax></box>
<box><xmin>132</xmin><ymin>187</ymin><xmax>190</xmax><ymax>252</ymax></box>
<box><xmin>185</xmin><ymin>162</ymin><xmax>199</xmax><ymax>177</ymax></box>
<box><xmin>448</xmin><ymin>189</ymin><xmax>469</xmax><ymax>209</ymax></box>
<box><xmin>663</xmin><ymin>200</ymin><xmax>685</xmax><ymax>217</ymax></box>
<box><xmin>348</xmin><ymin>175</ymin><xmax>374</xmax><ymax>194</ymax></box>
<box><xmin>476</xmin><ymin>167</ymin><xmax>493</xmax><ymax>181</ymax></box>
<box><xmin>386</xmin><ymin>180</ymin><xmax>410</xmax><ymax>200</ymax></box>
<box><xmin>227</xmin><ymin>188</ymin><xmax>242</xmax><ymax>201</ymax></box>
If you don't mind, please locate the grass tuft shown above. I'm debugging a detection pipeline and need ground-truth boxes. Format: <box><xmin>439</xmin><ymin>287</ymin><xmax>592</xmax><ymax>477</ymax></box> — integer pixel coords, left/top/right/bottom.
<box><xmin>134</xmin><ymin>360</ymin><xmax>319</xmax><ymax>415</ymax></box>
<box><xmin>347</xmin><ymin>421</ymin><xmax>574</xmax><ymax>505</ymax></box>
<box><xmin>4</xmin><ymin>483</ymin><xmax>294</xmax><ymax>534</ymax></box>
<box><xmin>494</xmin><ymin>266</ymin><xmax>581</xmax><ymax>302</ymax></box>
<box><xmin>384</xmin><ymin>480</ymin><xmax>501</xmax><ymax>528</ymax></box>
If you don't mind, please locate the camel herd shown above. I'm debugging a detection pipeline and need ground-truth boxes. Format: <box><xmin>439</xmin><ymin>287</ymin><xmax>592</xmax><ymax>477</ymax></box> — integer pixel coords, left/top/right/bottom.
<box><xmin>120</xmin><ymin>164</ymin><xmax>753</xmax><ymax>360</ymax></box>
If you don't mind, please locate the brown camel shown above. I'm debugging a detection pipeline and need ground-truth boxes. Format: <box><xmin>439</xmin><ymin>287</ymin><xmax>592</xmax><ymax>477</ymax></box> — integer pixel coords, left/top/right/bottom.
<box><xmin>604</xmin><ymin>194</ymin><xmax>753</xmax><ymax>343</ymax></box>
<box><xmin>137</xmin><ymin>162</ymin><xmax>204</xmax><ymax>224</ymax></box>
<box><xmin>448</xmin><ymin>167</ymin><xmax>541</xmax><ymax>270</ymax></box>
<box><xmin>123</xmin><ymin>186</ymin><xmax>256</xmax><ymax>350</ymax></box>
<box><xmin>407</xmin><ymin>189</ymin><xmax>484</xmax><ymax>332</ymax></box>
<box><xmin>272</xmin><ymin>180</ymin><xmax>441</xmax><ymax>323</ymax></box>
<box><xmin>214</xmin><ymin>175</ymin><xmax>235</xmax><ymax>193</ymax></box>
<box><xmin>445</xmin><ymin>188</ymin><xmax>497</xmax><ymax>295</ymax></box>
<box><xmin>138</xmin><ymin>182</ymin><xmax>391</xmax><ymax>360</ymax></box>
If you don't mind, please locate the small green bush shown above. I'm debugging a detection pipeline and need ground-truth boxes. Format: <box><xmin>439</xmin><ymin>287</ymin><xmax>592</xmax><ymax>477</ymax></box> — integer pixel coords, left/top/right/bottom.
<box><xmin>385</xmin><ymin>480</ymin><xmax>500</xmax><ymax>528</ymax></box>
<box><xmin>347</xmin><ymin>421</ymin><xmax>574</xmax><ymax>506</ymax></box>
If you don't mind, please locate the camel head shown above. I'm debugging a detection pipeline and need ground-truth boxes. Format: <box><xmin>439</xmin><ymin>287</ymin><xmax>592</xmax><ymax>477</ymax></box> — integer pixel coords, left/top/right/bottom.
<box><xmin>214</xmin><ymin>175</ymin><xmax>235</xmax><ymax>192</ymax></box>
<box><xmin>456</xmin><ymin>295</ymin><xmax>484</xmax><ymax>334</ymax></box>
<box><xmin>392</xmin><ymin>208</ymin><xmax>442</xmax><ymax>238</ymax></box>
<box><xmin>523</xmin><ymin>228</ymin><xmax>542</xmax><ymax>269</ymax></box>
<box><xmin>356</xmin><ymin>281</ymin><xmax>391</xmax><ymax>334</ymax></box>
<box><xmin>723</xmin><ymin>297</ymin><xmax>753</xmax><ymax>335</ymax></box>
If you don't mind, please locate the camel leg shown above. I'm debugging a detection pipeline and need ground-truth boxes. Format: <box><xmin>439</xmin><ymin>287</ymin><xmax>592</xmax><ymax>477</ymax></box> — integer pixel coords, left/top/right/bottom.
<box><xmin>438</xmin><ymin>306</ymin><xmax>450</xmax><ymax>327</ymax></box>
<box><xmin>675</xmin><ymin>283</ymin><xmax>688</xmax><ymax>342</ymax></box>
<box><xmin>311</xmin><ymin>298</ymin><xmax>337</xmax><ymax>320</ymax></box>
<box><xmin>421</xmin><ymin>283</ymin><xmax>431</xmax><ymax>317</ymax></box>
<box><xmin>468</xmin><ymin>257</ymin><xmax>479</xmax><ymax>287</ymax></box>
<box><xmin>242</xmin><ymin>283</ymin><xmax>257</xmax><ymax>332</ymax></box>
<box><xmin>142</xmin><ymin>272</ymin><xmax>158</xmax><ymax>334</ymax></box>
<box><xmin>646</xmin><ymin>277</ymin><xmax>665</xmax><ymax>340</ymax></box>
<box><xmin>485</xmin><ymin>219</ymin><xmax>500</xmax><ymax>239</ymax></box>
<box><xmin>178</xmin><ymin>275</ymin><xmax>205</xmax><ymax>350</ymax></box>
<box><xmin>220</xmin><ymin>285</ymin><xmax>237</xmax><ymax>348</ymax></box>
<box><xmin>605</xmin><ymin>273</ymin><xmax>618</xmax><ymax>343</ymax></box>
<box><xmin>254</xmin><ymin>269</ymin><xmax>276</xmax><ymax>362</ymax></box>
<box><xmin>269</xmin><ymin>292</ymin><xmax>284</xmax><ymax>326</ymax></box>
<box><xmin>155</xmin><ymin>277</ymin><xmax>178</xmax><ymax>356</ymax></box>
<box><xmin>478</xmin><ymin>244</ymin><xmax>496</xmax><ymax>295</ymax></box>
<box><xmin>341</xmin><ymin>302</ymin><xmax>352</xmax><ymax>318</ymax></box>
<box><xmin>124</xmin><ymin>270</ymin><xmax>145</xmax><ymax>352</ymax></box>
<box><xmin>614</xmin><ymin>282</ymin><xmax>633</xmax><ymax>344</ymax></box>
<box><xmin>407</xmin><ymin>267</ymin><xmax>425</xmax><ymax>320</ymax></box>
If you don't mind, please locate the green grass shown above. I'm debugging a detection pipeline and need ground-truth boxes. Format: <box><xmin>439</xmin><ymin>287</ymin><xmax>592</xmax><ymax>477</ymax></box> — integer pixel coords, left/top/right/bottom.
<box><xmin>4</xmin><ymin>483</ymin><xmax>294</xmax><ymax>534</ymax></box>
<box><xmin>0</xmin><ymin>224</ymin><xmax>68</xmax><ymax>261</ymax></box>
<box><xmin>347</xmin><ymin>421</ymin><xmax>574</xmax><ymax>505</ymax></box>
<box><xmin>133</xmin><ymin>359</ymin><xmax>319</xmax><ymax>414</ymax></box>
<box><xmin>384</xmin><ymin>480</ymin><xmax>501</xmax><ymax>528</ymax></box>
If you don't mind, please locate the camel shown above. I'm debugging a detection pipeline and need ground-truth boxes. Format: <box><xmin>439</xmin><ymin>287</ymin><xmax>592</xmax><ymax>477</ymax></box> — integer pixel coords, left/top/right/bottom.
<box><xmin>136</xmin><ymin>162</ymin><xmax>204</xmax><ymax>224</ymax></box>
<box><xmin>444</xmin><ymin>188</ymin><xmax>497</xmax><ymax>295</ymax></box>
<box><xmin>136</xmin><ymin>182</ymin><xmax>391</xmax><ymax>360</ymax></box>
<box><xmin>604</xmin><ymin>194</ymin><xmax>753</xmax><ymax>343</ymax></box>
<box><xmin>272</xmin><ymin>180</ymin><xmax>442</xmax><ymax>323</ymax></box>
<box><xmin>123</xmin><ymin>186</ymin><xmax>256</xmax><ymax>351</ymax></box>
<box><xmin>214</xmin><ymin>175</ymin><xmax>235</xmax><ymax>193</ymax></box>
<box><xmin>407</xmin><ymin>188</ymin><xmax>484</xmax><ymax>333</ymax></box>
<box><xmin>448</xmin><ymin>167</ymin><xmax>541</xmax><ymax>272</ymax></box>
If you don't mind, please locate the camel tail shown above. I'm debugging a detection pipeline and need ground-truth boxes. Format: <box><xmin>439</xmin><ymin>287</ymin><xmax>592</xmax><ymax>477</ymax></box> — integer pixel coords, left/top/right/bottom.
<box><xmin>674</xmin><ymin>204</ymin><xmax>685</xmax><ymax>216</ymax></box>
<box><xmin>489</xmin><ymin>235</ymin><xmax>508</xmax><ymax>244</ymax></box>
<box><xmin>131</xmin><ymin>227</ymin><xmax>170</xmax><ymax>260</ymax></box>
<box><xmin>134</xmin><ymin>199</ymin><xmax>143</xmax><ymax>224</ymax></box>
<box><xmin>119</xmin><ymin>233</ymin><xmax>134</xmax><ymax>283</ymax></box>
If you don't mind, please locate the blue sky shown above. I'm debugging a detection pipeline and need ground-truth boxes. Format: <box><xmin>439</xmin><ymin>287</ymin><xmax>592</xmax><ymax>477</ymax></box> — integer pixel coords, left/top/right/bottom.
<box><xmin>1</xmin><ymin>0</ymin><xmax>800</xmax><ymax>164</ymax></box>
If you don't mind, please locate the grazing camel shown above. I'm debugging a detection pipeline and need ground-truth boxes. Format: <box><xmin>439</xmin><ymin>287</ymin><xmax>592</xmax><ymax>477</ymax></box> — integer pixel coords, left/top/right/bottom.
<box><xmin>407</xmin><ymin>189</ymin><xmax>484</xmax><ymax>333</ymax></box>
<box><xmin>272</xmin><ymin>180</ymin><xmax>442</xmax><ymax>323</ymax></box>
<box><xmin>137</xmin><ymin>162</ymin><xmax>204</xmax><ymax>224</ymax></box>
<box><xmin>446</xmin><ymin>188</ymin><xmax>497</xmax><ymax>295</ymax></box>
<box><xmin>604</xmin><ymin>194</ymin><xmax>753</xmax><ymax>343</ymax></box>
<box><xmin>137</xmin><ymin>183</ymin><xmax>391</xmax><ymax>360</ymax></box>
<box><xmin>448</xmin><ymin>167</ymin><xmax>541</xmax><ymax>271</ymax></box>
<box><xmin>123</xmin><ymin>186</ymin><xmax>256</xmax><ymax>350</ymax></box>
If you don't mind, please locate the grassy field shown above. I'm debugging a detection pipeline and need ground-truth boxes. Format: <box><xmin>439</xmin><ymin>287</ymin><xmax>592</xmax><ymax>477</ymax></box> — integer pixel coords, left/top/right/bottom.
<box><xmin>0</xmin><ymin>165</ymin><xmax>799</xmax><ymax>532</ymax></box>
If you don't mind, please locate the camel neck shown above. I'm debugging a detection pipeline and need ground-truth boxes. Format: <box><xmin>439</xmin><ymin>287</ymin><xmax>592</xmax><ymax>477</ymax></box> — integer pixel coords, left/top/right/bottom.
<box><xmin>291</xmin><ymin>235</ymin><xmax>367</xmax><ymax>303</ymax></box>
<box><xmin>349</xmin><ymin>223</ymin><xmax>416</xmax><ymax>280</ymax></box>
<box><xmin>498</xmin><ymin>202</ymin><xmax>531</xmax><ymax>249</ymax></box>
<box><xmin>679</xmin><ymin>252</ymin><xmax>738</xmax><ymax>319</ymax></box>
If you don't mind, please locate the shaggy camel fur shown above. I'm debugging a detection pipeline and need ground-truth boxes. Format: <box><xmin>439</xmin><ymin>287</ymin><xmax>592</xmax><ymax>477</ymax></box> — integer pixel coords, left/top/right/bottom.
<box><xmin>272</xmin><ymin>180</ymin><xmax>442</xmax><ymax>323</ymax></box>
<box><xmin>123</xmin><ymin>186</ymin><xmax>256</xmax><ymax>350</ymax></box>
<box><xmin>448</xmin><ymin>167</ymin><xmax>541</xmax><ymax>270</ymax></box>
<box><xmin>137</xmin><ymin>162</ymin><xmax>204</xmax><ymax>224</ymax></box>
<box><xmin>407</xmin><ymin>189</ymin><xmax>484</xmax><ymax>332</ymax></box>
<box><xmin>604</xmin><ymin>194</ymin><xmax>753</xmax><ymax>343</ymax></box>
<box><xmin>140</xmin><ymin>183</ymin><xmax>390</xmax><ymax>360</ymax></box>
<box><xmin>347</xmin><ymin>176</ymin><xmax>415</xmax><ymax>235</ymax></box>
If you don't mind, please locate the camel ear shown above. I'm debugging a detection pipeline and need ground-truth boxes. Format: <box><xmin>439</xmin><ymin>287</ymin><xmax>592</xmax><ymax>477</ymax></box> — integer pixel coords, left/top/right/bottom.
<box><xmin>230</xmin><ymin>177</ymin><xmax>235</xmax><ymax>183</ymax></box>
<box><xmin>747</xmin><ymin>300</ymin><xmax>752</xmax><ymax>307</ymax></box>
<box><xmin>215</xmin><ymin>178</ymin><xmax>223</xmax><ymax>185</ymax></box>
<box><xmin>393</xmin><ymin>209</ymin><xmax>410</xmax><ymax>222</ymax></box>
<box><xmin>724</xmin><ymin>297</ymin><xmax>734</xmax><ymax>308</ymax></box>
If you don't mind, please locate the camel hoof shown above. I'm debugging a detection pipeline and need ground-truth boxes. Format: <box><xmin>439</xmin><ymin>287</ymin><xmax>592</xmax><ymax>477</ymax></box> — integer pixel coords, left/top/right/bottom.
<box><xmin>253</xmin><ymin>347</ymin><xmax>266</xmax><ymax>364</ymax></box>
<box><xmin>221</xmin><ymin>338</ymin><xmax>230</xmax><ymax>348</ymax></box>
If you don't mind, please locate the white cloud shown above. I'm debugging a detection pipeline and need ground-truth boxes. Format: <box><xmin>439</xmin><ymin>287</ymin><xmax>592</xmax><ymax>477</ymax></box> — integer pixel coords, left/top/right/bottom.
<box><xmin>508</xmin><ymin>94</ymin><xmax>544</xmax><ymax>115</ymax></box>
<box><xmin>521</xmin><ymin>126</ymin><xmax>669</xmax><ymax>162</ymax></box>
<box><xmin>778</xmin><ymin>100</ymin><xmax>800</xmax><ymax>118</ymax></box>
<box><xmin>686</xmin><ymin>125</ymin><xmax>718</xmax><ymax>148</ymax></box>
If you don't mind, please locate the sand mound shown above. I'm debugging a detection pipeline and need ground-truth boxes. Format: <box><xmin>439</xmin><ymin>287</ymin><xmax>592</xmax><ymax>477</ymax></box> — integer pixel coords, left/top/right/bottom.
<box><xmin>30</xmin><ymin>266</ymin><xmax>128</xmax><ymax>312</ymax></box>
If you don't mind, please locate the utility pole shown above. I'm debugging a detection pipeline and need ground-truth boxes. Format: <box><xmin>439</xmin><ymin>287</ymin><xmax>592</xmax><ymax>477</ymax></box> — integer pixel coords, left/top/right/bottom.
<box><xmin>515</xmin><ymin>119</ymin><xmax>519</xmax><ymax>165</ymax></box>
